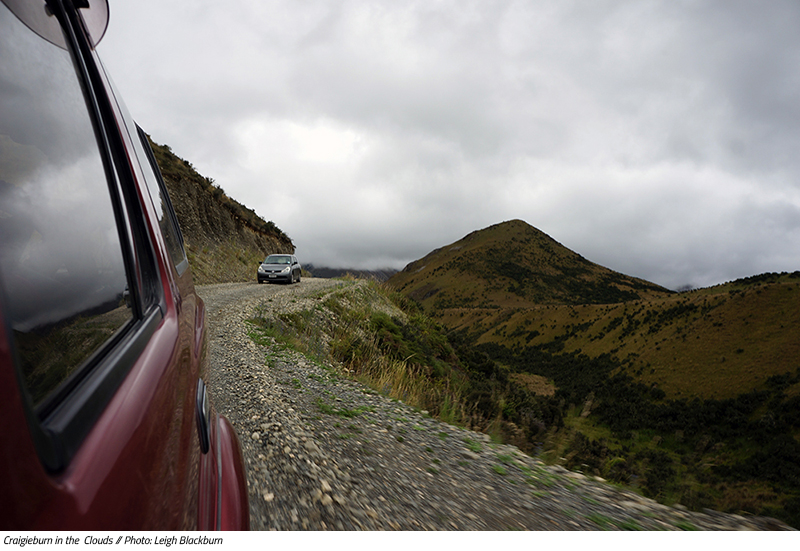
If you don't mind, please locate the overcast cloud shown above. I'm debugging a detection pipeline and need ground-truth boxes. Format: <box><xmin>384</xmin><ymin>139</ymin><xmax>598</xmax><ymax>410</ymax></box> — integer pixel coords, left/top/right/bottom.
<box><xmin>99</xmin><ymin>0</ymin><xmax>800</xmax><ymax>290</ymax></box>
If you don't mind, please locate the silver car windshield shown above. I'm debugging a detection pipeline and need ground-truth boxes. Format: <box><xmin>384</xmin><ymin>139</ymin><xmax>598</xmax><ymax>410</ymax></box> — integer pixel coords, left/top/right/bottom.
<box><xmin>264</xmin><ymin>255</ymin><xmax>291</xmax><ymax>265</ymax></box>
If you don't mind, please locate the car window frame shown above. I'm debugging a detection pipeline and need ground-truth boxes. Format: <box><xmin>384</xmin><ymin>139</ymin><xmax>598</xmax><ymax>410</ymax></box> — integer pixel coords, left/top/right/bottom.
<box><xmin>1</xmin><ymin>0</ymin><xmax>165</xmax><ymax>473</ymax></box>
<box><xmin>135</xmin><ymin>124</ymin><xmax>189</xmax><ymax>277</ymax></box>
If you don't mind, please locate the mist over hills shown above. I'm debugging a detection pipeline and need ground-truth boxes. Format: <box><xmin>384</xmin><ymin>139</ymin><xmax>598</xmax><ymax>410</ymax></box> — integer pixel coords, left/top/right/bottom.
<box><xmin>304</xmin><ymin>264</ymin><xmax>398</xmax><ymax>282</ymax></box>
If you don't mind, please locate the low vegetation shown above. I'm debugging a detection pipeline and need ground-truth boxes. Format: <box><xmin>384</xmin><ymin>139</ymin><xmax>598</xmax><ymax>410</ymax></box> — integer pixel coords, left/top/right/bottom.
<box><xmin>146</xmin><ymin>131</ymin><xmax>800</xmax><ymax>528</ymax></box>
<box><xmin>247</xmin><ymin>280</ymin><xmax>474</xmax><ymax>426</ymax></box>
<box><xmin>389</xmin><ymin>219</ymin><xmax>672</xmax><ymax>311</ymax></box>
<box><xmin>155</xmin><ymin>139</ymin><xmax>799</xmax><ymax>528</ymax></box>
<box><xmin>244</xmin><ymin>269</ymin><xmax>800</xmax><ymax>527</ymax></box>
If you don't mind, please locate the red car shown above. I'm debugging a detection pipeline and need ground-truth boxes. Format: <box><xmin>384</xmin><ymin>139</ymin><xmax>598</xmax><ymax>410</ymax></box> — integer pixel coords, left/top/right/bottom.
<box><xmin>0</xmin><ymin>0</ymin><xmax>248</xmax><ymax>530</ymax></box>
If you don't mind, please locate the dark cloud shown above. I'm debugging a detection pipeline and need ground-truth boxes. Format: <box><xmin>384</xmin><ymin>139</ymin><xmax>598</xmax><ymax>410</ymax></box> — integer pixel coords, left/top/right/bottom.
<box><xmin>100</xmin><ymin>0</ymin><xmax>800</xmax><ymax>290</ymax></box>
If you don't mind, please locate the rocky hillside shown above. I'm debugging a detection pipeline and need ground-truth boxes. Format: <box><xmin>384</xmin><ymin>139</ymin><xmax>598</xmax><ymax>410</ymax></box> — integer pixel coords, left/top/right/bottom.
<box><xmin>147</xmin><ymin>136</ymin><xmax>294</xmax><ymax>284</ymax></box>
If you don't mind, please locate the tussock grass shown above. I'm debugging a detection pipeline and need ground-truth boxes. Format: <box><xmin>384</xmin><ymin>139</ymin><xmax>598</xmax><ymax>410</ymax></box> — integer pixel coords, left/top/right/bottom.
<box><xmin>444</xmin><ymin>276</ymin><xmax>800</xmax><ymax>401</ymax></box>
<box><xmin>248</xmin><ymin>279</ymin><xmax>474</xmax><ymax>428</ymax></box>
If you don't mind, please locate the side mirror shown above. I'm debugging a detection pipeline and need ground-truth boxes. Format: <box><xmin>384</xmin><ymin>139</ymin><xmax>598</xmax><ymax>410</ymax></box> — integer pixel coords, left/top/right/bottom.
<box><xmin>4</xmin><ymin>0</ymin><xmax>110</xmax><ymax>49</ymax></box>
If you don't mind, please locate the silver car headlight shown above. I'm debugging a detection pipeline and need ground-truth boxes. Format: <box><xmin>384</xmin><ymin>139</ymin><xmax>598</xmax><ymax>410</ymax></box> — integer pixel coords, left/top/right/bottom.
<box><xmin>281</xmin><ymin>266</ymin><xmax>290</xmax><ymax>273</ymax></box>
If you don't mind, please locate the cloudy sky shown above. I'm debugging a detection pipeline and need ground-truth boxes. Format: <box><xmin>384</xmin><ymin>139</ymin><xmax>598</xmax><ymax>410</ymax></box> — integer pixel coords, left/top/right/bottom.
<box><xmin>98</xmin><ymin>0</ymin><xmax>800</xmax><ymax>290</ymax></box>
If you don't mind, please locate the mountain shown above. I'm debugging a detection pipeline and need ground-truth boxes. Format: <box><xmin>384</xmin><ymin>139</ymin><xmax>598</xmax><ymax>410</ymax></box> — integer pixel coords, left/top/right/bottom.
<box><xmin>148</xmin><ymin>137</ymin><xmax>294</xmax><ymax>284</ymax></box>
<box><xmin>146</xmin><ymin>127</ymin><xmax>800</xmax><ymax>526</ymax></box>
<box><xmin>390</xmin><ymin>220</ymin><xmax>800</xmax><ymax>401</ymax></box>
<box><xmin>388</xmin><ymin>219</ymin><xmax>800</xmax><ymax>527</ymax></box>
<box><xmin>390</xmin><ymin>219</ymin><xmax>672</xmax><ymax>310</ymax></box>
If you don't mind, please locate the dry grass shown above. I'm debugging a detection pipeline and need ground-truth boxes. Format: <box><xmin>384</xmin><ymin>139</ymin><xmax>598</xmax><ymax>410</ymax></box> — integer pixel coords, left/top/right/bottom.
<box><xmin>509</xmin><ymin>373</ymin><xmax>556</xmax><ymax>397</ymax></box>
<box><xmin>440</xmin><ymin>278</ymin><xmax>800</xmax><ymax>401</ymax></box>
<box><xmin>249</xmin><ymin>279</ymin><xmax>473</xmax><ymax>427</ymax></box>
<box><xmin>389</xmin><ymin>219</ymin><xmax>672</xmax><ymax>313</ymax></box>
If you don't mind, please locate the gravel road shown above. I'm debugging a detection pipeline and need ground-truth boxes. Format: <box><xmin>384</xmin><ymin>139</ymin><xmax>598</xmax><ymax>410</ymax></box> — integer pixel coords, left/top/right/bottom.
<box><xmin>197</xmin><ymin>279</ymin><xmax>793</xmax><ymax>531</ymax></box>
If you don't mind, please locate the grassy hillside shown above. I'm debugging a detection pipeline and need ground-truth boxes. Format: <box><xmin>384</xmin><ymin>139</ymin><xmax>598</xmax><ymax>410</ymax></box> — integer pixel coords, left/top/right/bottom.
<box><xmin>443</xmin><ymin>273</ymin><xmax>800</xmax><ymax>401</ymax></box>
<box><xmin>246</xmin><ymin>279</ymin><xmax>474</xmax><ymax>427</ymax></box>
<box><xmin>389</xmin><ymin>221</ymin><xmax>800</xmax><ymax>401</ymax></box>
<box><xmin>388</xmin><ymin>220</ymin><xmax>800</xmax><ymax>527</ymax></box>
<box><xmin>147</xmin><ymin>137</ymin><xmax>294</xmax><ymax>284</ymax></box>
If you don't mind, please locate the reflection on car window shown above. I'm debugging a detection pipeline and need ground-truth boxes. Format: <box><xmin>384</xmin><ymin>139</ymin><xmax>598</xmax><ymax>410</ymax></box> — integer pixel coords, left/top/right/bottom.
<box><xmin>0</xmin><ymin>5</ymin><xmax>132</xmax><ymax>408</ymax></box>
<box><xmin>98</xmin><ymin>64</ymin><xmax>188</xmax><ymax>276</ymax></box>
<box><xmin>265</xmin><ymin>256</ymin><xmax>291</xmax><ymax>265</ymax></box>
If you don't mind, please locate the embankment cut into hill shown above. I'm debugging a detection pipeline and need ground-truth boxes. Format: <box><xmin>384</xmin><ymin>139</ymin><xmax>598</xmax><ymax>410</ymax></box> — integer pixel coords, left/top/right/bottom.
<box><xmin>147</xmin><ymin>137</ymin><xmax>294</xmax><ymax>284</ymax></box>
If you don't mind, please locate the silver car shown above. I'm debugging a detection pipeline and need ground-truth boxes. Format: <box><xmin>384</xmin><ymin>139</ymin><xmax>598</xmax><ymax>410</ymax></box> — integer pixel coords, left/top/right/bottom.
<box><xmin>258</xmin><ymin>254</ymin><xmax>301</xmax><ymax>284</ymax></box>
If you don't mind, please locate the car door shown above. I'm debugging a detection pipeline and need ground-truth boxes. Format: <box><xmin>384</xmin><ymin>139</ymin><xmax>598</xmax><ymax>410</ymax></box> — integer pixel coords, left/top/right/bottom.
<box><xmin>0</xmin><ymin>0</ymin><xmax>246</xmax><ymax>529</ymax></box>
<box><xmin>293</xmin><ymin>256</ymin><xmax>301</xmax><ymax>281</ymax></box>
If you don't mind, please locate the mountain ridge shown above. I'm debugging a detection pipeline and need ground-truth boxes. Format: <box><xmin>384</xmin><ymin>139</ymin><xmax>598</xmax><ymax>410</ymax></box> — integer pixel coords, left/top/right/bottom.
<box><xmin>389</xmin><ymin>219</ymin><xmax>800</xmax><ymax>401</ymax></box>
<box><xmin>304</xmin><ymin>264</ymin><xmax>399</xmax><ymax>282</ymax></box>
<box><xmin>146</xmin><ymin>132</ymin><xmax>800</xmax><ymax>527</ymax></box>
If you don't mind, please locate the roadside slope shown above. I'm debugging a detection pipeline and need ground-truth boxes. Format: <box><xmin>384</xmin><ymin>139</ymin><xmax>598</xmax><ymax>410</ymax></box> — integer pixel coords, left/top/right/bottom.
<box><xmin>197</xmin><ymin>280</ymin><xmax>791</xmax><ymax>530</ymax></box>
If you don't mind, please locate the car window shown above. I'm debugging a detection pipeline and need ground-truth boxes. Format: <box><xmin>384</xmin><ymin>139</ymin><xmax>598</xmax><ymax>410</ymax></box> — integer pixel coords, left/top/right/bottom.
<box><xmin>91</xmin><ymin>59</ymin><xmax>188</xmax><ymax>277</ymax></box>
<box><xmin>0</xmin><ymin>4</ymin><xmax>132</xmax><ymax>409</ymax></box>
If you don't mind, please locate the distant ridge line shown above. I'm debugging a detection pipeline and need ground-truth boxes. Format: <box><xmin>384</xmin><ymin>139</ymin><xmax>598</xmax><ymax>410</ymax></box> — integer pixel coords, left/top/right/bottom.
<box><xmin>305</xmin><ymin>264</ymin><xmax>399</xmax><ymax>282</ymax></box>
